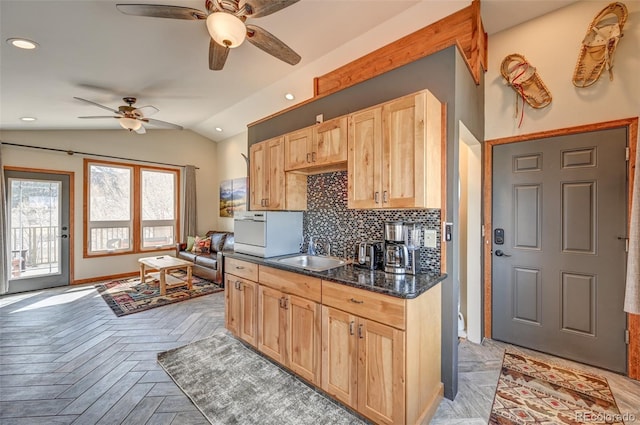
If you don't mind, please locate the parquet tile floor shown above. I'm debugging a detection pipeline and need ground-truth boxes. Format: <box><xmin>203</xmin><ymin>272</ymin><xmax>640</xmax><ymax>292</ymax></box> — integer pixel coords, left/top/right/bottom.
<box><xmin>1</xmin><ymin>283</ymin><xmax>639</xmax><ymax>424</ymax></box>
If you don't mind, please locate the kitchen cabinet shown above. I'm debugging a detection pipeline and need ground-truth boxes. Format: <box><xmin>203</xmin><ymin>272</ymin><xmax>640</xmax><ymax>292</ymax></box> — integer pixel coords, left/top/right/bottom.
<box><xmin>224</xmin><ymin>258</ymin><xmax>259</xmax><ymax>347</ymax></box>
<box><xmin>284</xmin><ymin>116</ymin><xmax>348</xmax><ymax>173</ymax></box>
<box><xmin>249</xmin><ymin>136</ymin><xmax>306</xmax><ymax>211</ymax></box>
<box><xmin>348</xmin><ymin>89</ymin><xmax>442</xmax><ymax>209</ymax></box>
<box><xmin>257</xmin><ymin>266</ymin><xmax>322</xmax><ymax>385</ymax></box>
<box><xmin>322</xmin><ymin>280</ymin><xmax>442</xmax><ymax>425</ymax></box>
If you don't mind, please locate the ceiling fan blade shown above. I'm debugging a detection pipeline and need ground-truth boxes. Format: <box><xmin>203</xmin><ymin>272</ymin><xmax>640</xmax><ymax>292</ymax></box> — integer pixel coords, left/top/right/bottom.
<box><xmin>209</xmin><ymin>39</ymin><xmax>230</xmax><ymax>71</ymax></box>
<box><xmin>245</xmin><ymin>25</ymin><xmax>301</xmax><ymax>66</ymax></box>
<box><xmin>135</xmin><ymin>125</ymin><xmax>147</xmax><ymax>134</ymax></box>
<box><xmin>78</xmin><ymin>116</ymin><xmax>119</xmax><ymax>119</ymax></box>
<box><xmin>116</xmin><ymin>4</ymin><xmax>207</xmax><ymax>20</ymax></box>
<box><xmin>74</xmin><ymin>97</ymin><xmax>122</xmax><ymax>114</ymax></box>
<box><xmin>239</xmin><ymin>0</ymin><xmax>299</xmax><ymax>18</ymax></box>
<box><xmin>135</xmin><ymin>105</ymin><xmax>159</xmax><ymax>117</ymax></box>
<box><xmin>141</xmin><ymin>118</ymin><xmax>183</xmax><ymax>130</ymax></box>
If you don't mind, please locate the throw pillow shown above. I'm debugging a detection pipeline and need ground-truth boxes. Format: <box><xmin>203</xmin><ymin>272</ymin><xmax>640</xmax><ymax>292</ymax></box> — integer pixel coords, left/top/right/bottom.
<box><xmin>192</xmin><ymin>236</ymin><xmax>211</xmax><ymax>254</ymax></box>
<box><xmin>186</xmin><ymin>235</ymin><xmax>196</xmax><ymax>252</ymax></box>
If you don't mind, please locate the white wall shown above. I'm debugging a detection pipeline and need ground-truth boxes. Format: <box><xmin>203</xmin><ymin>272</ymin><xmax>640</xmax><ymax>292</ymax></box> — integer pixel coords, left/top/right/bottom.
<box><xmin>486</xmin><ymin>0</ymin><xmax>639</xmax><ymax>139</ymax></box>
<box><xmin>0</xmin><ymin>129</ymin><xmax>217</xmax><ymax>281</ymax></box>
<box><xmin>216</xmin><ymin>132</ymin><xmax>249</xmax><ymax>232</ymax></box>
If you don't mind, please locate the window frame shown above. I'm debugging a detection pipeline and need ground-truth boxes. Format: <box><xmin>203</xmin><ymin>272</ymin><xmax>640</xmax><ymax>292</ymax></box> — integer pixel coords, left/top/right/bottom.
<box><xmin>83</xmin><ymin>159</ymin><xmax>181</xmax><ymax>258</ymax></box>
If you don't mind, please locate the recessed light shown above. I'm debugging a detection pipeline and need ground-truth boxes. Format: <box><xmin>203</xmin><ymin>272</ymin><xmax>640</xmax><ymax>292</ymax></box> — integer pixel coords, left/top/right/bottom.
<box><xmin>20</xmin><ymin>117</ymin><xmax>37</xmax><ymax>122</ymax></box>
<box><xmin>7</xmin><ymin>38</ymin><xmax>39</xmax><ymax>50</ymax></box>
<box><xmin>215</xmin><ymin>127</ymin><xmax>223</xmax><ymax>132</ymax></box>
<box><xmin>284</xmin><ymin>93</ymin><xmax>295</xmax><ymax>101</ymax></box>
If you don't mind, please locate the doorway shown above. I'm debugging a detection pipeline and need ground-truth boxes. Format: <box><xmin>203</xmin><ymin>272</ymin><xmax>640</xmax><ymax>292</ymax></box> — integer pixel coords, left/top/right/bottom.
<box><xmin>4</xmin><ymin>169</ymin><xmax>72</xmax><ymax>293</ymax></box>
<box><xmin>491</xmin><ymin>128</ymin><xmax>627</xmax><ymax>373</ymax></box>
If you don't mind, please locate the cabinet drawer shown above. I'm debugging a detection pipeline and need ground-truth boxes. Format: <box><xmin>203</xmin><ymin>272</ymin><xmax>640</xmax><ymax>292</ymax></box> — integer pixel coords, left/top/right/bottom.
<box><xmin>259</xmin><ymin>266</ymin><xmax>321</xmax><ymax>303</ymax></box>
<box><xmin>225</xmin><ymin>258</ymin><xmax>258</xmax><ymax>281</ymax></box>
<box><xmin>322</xmin><ymin>280</ymin><xmax>406</xmax><ymax>330</ymax></box>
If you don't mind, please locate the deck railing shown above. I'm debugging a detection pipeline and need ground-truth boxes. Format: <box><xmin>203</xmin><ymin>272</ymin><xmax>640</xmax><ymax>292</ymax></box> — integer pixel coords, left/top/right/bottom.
<box><xmin>11</xmin><ymin>226</ymin><xmax>59</xmax><ymax>267</ymax></box>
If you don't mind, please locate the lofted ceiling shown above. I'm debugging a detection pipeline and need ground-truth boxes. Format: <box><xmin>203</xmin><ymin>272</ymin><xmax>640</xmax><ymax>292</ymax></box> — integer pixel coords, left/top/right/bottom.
<box><xmin>0</xmin><ymin>0</ymin><xmax>577</xmax><ymax>142</ymax></box>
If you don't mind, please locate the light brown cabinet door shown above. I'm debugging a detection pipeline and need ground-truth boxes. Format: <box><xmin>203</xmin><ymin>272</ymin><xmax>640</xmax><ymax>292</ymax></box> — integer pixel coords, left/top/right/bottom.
<box><xmin>348</xmin><ymin>107</ymin><xmax>382</xmax><ymax>209</ymax></box>
<box><xmin>286</xmin><ymin>294</ymin><xmax>320</xmax><ymax>384</ymax></box>
<box><xmin>284</xmin><ymin>127</ymin><xmax>313</xmax><ymax>171</ymax></box>
<box><xmin>239</xmin><ymin>279</ymin><xmax>258</xmax><ymax>347</ymax></box>
<box><xmin>258</xmin><ymin>285</ymin><xmax>286</xmax><ymax>363</ymax></box>
<box><xmin>266</xmin><ymin>137</ymin><xmax>285</xmax><ymax>210</ymax></box>
<box><xmin>321</xmin><ymin>306</ymin><xmax>358</xmax><ymax>408</ymax></box>
<box><xmin>225</xmin><ymin>275</ymin><xmax>240</xmax><ymax>336</ymax></box>
<box><xmin>382</xmin><ymin>94</ymin><xmax>420</xmax><ymax>208</ymax></box>
<box><xmin>249</xmin><ymin>141</ymin><xmax>268</xmax><ymax>210</ymax></box>
<box><xmin>314</xmin><ymin>116</ymin><xmax>348</xmax><ymax>166</ymax></box>
<box><xmin>357</xmin><ymin>318</ymin><xmax>406</xmax><ymax>425</ymax></box>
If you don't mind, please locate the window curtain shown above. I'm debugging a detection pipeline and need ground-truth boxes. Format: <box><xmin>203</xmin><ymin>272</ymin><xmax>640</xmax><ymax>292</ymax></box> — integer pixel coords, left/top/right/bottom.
<box><xmin>0</xmin><ymin>142</ymin><xmax>9</xmax><ymax>294</ymax></box>
<box><xmin>183</xmin><ymin>165</ymin><xmax>197</xmax><ymax>240</ymax></box>
<box><xmin>624</xmin><ymin>143</ymin><xmax>640</xmax><ymax>314</ymax></box>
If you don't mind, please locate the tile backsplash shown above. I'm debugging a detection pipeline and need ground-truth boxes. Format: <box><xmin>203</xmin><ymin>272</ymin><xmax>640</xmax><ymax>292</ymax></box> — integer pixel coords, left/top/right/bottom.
<box><xmin>303</xmin><ymin>171</ymin><xmax>441</xmax><ymax>273</ymax></box>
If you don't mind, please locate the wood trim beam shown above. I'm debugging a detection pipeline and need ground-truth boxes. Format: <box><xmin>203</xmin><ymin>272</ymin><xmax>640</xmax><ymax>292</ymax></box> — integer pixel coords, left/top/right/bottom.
<box><xmin>313</xmin><ymin>0</ymin><xmax>487</xmax><ymax>98</ymax></box>
<box><xmin>483</xmin><ymin>117</ymin><xmax>639</xmax><ymax>380</ymax></box>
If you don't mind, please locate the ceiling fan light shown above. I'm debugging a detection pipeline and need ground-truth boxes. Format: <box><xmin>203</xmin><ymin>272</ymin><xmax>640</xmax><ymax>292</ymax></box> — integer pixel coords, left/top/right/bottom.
<box><xmin>119</xmin><ymin>117</ymin><xmax>142</xmax><ymax>131</ymax></box>
<box><xmin>206</xmin><ymin>12</ymin><xmax>246</xmax><ymax>48</ymax></box>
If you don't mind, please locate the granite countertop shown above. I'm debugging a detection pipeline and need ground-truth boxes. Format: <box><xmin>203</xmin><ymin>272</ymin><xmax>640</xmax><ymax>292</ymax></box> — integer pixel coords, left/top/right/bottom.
<box><xmin>224</xmin><ymin>252</ymin><xmax>446</xmax><ymax>299</ymax></box>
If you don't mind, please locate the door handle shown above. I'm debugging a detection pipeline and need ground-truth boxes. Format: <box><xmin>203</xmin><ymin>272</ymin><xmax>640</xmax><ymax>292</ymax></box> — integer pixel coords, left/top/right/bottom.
<box><xmin>60</xmin><ymin>235</ymin><xmax>68</xmax><ymax>239</ymax></box>
<box><xmin>495</xmin><ymin>249</ymin><xmax>511</xmax><ymax>257</ymax></box>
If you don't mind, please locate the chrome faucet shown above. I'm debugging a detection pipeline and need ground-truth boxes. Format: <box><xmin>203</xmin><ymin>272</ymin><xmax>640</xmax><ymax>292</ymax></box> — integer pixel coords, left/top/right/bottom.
<box><xmin>314</xmin><ymin>237</ymin><xmax>332</xmax><ymax>256</ymax></box>
<box><xmin>307</xmin><ymin>236</ymin><xmax>317</xmax><ymax>256</ymax></box>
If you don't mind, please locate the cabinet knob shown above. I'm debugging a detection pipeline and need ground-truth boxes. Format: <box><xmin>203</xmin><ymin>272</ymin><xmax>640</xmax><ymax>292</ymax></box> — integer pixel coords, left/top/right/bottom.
<box><xmin>349</xmin><ymin>298</ymin><xmax>364</xmax><ymax>304</ymax></box>
<box><xmin>306</xmin><ymin>153</ymin><xmax>311</xmax><ymax>163</ymax></box>
<box><xmin>349</xmin><ymin>321</ymin><xmax>355</xmax><ymax>336</ymax></box>
<box><xmin>374</xmin><ymin>192</ymin><xmax>380</xmax><ymax>204</ymax></box>
<box><xmin>311</xmin><ymin>152</ymin><xmax>316</xmax><ymax>162</ymax></box>
<box><xmin>383</xmin><ymin>191</ymin><xmax>388</xmax><ymax>203</ymax></box>
<box><xmin>358</xmin><ymin>324</ymin><xmax>364</xmax><ymax>339</ymax></box>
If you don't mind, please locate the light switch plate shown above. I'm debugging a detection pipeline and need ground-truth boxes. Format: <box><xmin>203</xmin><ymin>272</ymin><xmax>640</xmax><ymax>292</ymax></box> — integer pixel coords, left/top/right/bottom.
<box><xmin>424</xmin><ymin>229</ymin><xmax>437</xmax><ymax>248</ymax></box>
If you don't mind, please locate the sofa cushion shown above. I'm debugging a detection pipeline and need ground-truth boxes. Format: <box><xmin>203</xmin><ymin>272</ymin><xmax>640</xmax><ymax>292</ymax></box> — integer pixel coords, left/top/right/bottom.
<box><xmin>177</xmin><ymin>251</ymin><xmax>198</xmax><ymax>263</ymax></box>
<box><xmin>222</xmin><ymin>234</ymin><xmax>235</xmax><ymax>252</ymax></box>
<box><xmin>208</xmin><ymin>232</ymin><xmax>227</xmax><ymax>252</ymax></box>
<box><xmin>186</xmin><ymin>235</ymin><xmax>196</xmax><ymax>251</ymax></box>
<box><xmin>195</xmin><ymin>254</ymin><xmax>218</xmax><ymax>269</ymax></box>
<box><xmin>192</xmin><ymin>236</ymin><xmax>211</xmax><ymax>254</ymax></box>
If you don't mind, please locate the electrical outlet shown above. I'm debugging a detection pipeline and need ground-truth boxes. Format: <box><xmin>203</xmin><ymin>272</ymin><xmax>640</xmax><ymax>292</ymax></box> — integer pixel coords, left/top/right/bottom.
<box><xmin>424</xmin><ymin>229</ymin><xmax>437</xmax><ymax>248</ymax></box>
<box><xmin>316</xmin><ymin>113</ymin><xmax>324</xmax><ymax>124</ymax></box>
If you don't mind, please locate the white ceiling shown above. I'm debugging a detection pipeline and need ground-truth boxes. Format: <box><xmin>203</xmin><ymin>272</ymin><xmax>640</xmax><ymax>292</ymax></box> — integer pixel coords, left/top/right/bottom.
<box><xmin>0</xmin><ymin>0</ymin><xmax>576</xmax><ymax>142</ymax></box>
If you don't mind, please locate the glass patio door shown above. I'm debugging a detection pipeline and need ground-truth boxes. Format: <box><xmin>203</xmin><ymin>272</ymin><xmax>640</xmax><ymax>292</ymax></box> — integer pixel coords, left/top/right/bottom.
<box><xmin>5</xmin><ymin>170</ymin><xmax>70</xmax><ymax>293</ymax></box>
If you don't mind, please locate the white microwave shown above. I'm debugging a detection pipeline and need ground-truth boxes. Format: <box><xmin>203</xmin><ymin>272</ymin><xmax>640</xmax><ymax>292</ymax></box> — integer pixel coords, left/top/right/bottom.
<box><xmin>234</xmin><ymin>211</ymin><xmax>303</xmax><ymax>257</ymax></box>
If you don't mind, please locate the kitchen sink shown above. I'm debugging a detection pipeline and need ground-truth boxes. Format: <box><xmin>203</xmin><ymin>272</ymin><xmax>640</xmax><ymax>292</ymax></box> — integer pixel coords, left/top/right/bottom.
<box><xmin>269</xmin><ymin>254</ymin><xmax>347</xmax><ymax>272</ymax></box>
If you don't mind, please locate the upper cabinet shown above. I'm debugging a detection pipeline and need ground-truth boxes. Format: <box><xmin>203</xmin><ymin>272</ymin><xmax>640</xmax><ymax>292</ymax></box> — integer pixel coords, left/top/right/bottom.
<box><xmin>249</xmin><ymin>136</ymin><xmax>306</xmax><ymax>211</ymax></box>
<box><xmin>284</xmin><ymin>116</ymin><xmax>348</xmax><ymax>173</ymax></box>
<box><xmin>348</xmin><ymin>90</ymin><xmax>442</xmax><ymax>209</ymax></box>
<box><xmin>249</xmin><ymin>89</ymin><xmax>442</xmax><ymax>211</ymax></box>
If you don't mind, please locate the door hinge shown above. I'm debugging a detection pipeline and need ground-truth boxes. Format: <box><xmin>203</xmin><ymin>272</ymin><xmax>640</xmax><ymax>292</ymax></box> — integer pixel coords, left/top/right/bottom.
<box><xmin>481</xmin><ymin>224</ymin><xmax>485</xmax><ymax>237</ymax></box>
<box><xmin>625</xmin><ymin>329</ymin><xmax>630</xmax><ymax>344</ymax></box>
<box><xmin>626</xmin><ymin>147</ymin><xmax>630</xmax><ymax>161</ymax></box>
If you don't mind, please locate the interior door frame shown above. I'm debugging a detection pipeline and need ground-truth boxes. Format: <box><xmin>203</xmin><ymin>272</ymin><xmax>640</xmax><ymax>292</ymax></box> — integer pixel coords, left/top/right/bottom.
<box><xmin>4</xmin><ymin>166</ymin><xmax>75</xmax><ymax>286</ymax></box>
<box><xmin>482</xmin><ymin>117</ymin><xmax>639</xmax><ymax>380</ymax></box>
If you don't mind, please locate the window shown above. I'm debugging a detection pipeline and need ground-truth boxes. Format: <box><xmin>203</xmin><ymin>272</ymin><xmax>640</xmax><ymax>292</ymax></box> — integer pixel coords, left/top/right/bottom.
<box><xmin>84</xmin><ymin>159</ymin><xmax>179</xmax><ymax>256</ymax></box>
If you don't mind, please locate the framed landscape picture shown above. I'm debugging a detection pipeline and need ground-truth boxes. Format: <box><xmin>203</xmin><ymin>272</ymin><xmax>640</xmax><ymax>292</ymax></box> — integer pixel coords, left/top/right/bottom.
<box><xmin>219</xmin><ymin>177</ymin><xmax>247</xmax><ymax>217</ymax></box>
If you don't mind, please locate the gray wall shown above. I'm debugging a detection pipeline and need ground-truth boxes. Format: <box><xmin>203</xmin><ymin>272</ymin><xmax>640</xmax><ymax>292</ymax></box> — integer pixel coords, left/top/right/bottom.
<box><xmin>248</xmin><ymin>46</ymin><xmax>485</xmax><ymax>400</ymax></box>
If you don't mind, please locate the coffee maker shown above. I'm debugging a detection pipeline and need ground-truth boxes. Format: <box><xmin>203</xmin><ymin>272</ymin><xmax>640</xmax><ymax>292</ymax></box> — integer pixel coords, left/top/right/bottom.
<box><xmin>383</xmin><ymin>221</ymin><xmax>422</xmax><ymax>275</ymax></box>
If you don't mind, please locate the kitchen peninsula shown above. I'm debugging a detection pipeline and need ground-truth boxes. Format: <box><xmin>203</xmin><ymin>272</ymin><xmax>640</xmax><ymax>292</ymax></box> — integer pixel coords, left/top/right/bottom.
<box><xmin>224</xmin><ymin>252</ymin><xmax>446</xmax><ymax>425</ymax></box>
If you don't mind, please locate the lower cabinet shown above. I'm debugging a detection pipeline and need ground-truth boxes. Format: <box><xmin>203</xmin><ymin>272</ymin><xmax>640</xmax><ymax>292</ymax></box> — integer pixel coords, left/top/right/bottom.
<box><xmin>225</xmin><ymin>258</ymin><xmax>442</xmax><ymax>425</ymax></box>
<box><xmin>322</xmin><ymin>306</ymin><xmax>406</xmax><ymax>425</ymax></box>
<box><xmin>225</xmin><ymin>274</ymin><xmax>258</xmax><ymax>347</ymax></box>
<box><xmin>258</xmin><ymin>285</ymin><xmax>321</xmax><ymax>384</ymax></box>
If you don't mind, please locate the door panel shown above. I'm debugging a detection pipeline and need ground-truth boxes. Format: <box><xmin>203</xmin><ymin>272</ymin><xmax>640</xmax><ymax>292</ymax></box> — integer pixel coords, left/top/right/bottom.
<box><xmin>287</xmin><ymin>295</ymin><xmax>318</xmax><ymax>384</ymax></box>
<box><xmin>5</xmin><ymin>170</ymin><xmax>70</xmax><ymax>293</ymax></box>
<box><xmin>239</xmin><ymin>279</ymin><xmax>257</xmax><ymax>347</ymax></box>
<box><xmin>492</xmin><ymin>128</ymin><xmax>627</xmax><ymax>373</ymax></box>
<box><xmin>321</xmin><ymin>306</ymin><xmax>357</xmax><ymax>408</ymax></box>
<box><xmin>258</xmin><ymin>285</ymin><xmax>285</xmax><ymax>363</ymax></box>
<box><xmin>348</xmin><ymin>108</ymin><xmax>381</xmax><ymax>209</ymax></box>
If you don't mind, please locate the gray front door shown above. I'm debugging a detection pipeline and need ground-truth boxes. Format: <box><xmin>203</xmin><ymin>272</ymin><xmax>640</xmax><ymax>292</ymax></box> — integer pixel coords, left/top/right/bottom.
<box><xmin>492</xmin><ymin>128</ymin><xmax>627</xmax><ymax>373</ymax></box>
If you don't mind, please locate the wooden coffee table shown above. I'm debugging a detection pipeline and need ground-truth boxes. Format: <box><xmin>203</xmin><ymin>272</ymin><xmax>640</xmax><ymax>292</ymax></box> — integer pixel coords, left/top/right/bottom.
<box><xmin>138</xmin><ymin>255</ymin><xmax>193</xmax><ymax>295</ymax></box>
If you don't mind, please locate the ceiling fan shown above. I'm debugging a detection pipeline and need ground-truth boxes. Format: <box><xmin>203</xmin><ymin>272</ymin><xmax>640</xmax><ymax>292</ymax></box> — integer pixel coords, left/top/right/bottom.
<box><xmin>116</xmin><ymin>0</ymin><xmax>301</xmax><ymax>71</ymax></box>
<box><xmin>74</xmin><ymin>96</ymin><xmax>183</xmax><ymax>134</ymax></box>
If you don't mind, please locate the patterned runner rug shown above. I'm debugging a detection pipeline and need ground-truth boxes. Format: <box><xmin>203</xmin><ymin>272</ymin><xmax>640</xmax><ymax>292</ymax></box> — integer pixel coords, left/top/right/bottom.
<box><xmin>95</xmin><ymin>271</ymin><xmax>223</xmax><ymax>316</ymax></box>
<box><xmin>490</xmin><ymin>350</ymin><xmax>624</xmax><ymax>424</ymax></box>
<box><xmin>157</xmin><ymin>332</ymin><xmax>366</xmax><ymax>425</ymax></box>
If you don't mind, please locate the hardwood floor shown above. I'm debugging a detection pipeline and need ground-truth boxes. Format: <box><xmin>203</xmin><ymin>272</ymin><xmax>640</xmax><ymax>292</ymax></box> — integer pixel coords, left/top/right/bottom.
<box><xmin>1</xmin><ymin>284</ymin><xmax>639</xmax><ymax>424</ymax></box>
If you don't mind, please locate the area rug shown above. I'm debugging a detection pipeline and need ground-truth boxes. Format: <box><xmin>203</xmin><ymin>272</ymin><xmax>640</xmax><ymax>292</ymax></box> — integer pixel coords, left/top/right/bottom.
<box><xmin>95</xmin><ymin>271</ymin><xmax>222</xmax><ymax>317</ymax></box>
<box><xmin>489</xmin><ymin>350</ymin><xmax>624</xmax><ymax>425</ymax></box>
<box><xmin>157</xmin><ymin>332</ymin><xmax>367</xmax><ymax>425</ymax></box>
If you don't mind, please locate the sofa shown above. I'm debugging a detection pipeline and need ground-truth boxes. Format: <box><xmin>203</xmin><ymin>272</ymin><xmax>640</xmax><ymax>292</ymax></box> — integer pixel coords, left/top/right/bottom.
<box><xmin>176</xmin><ymin>230</ymin><xmax>234</xmax><ymax>285</ymax></box>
